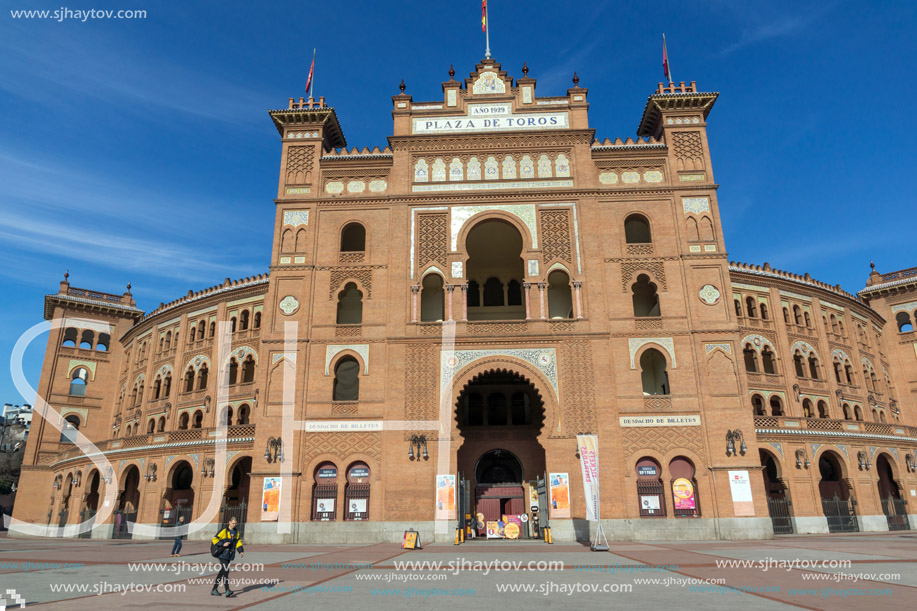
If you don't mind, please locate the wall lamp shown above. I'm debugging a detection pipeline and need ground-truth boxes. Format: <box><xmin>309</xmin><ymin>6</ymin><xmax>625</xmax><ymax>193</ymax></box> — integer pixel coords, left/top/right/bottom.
<box><xmin>890</xmin><ymin>400</ymin><xmax>899</xmax><ymax>416</ymax></box>
<box><xmin>792</xmin><ymin>384</ymin><xmax>800</xmax><ymax>402</ymax></box>
<box><xmin>725</xmin><ymin>429</ymin><xmax>747</xmax><ymax>456</ymax></box>
<box><xmin>74</xmin><ymin>470</ymin><xmax>82</xmax><ymax>487</ymax></box>
<box><xmin>409</xmin><ymin>434</ymin><xmax>428</xmax><ymax>461</ymax></box>
<box><xmin>795</xmin><ymin>448</ymin><xmax>810</xmax><ymax>469</ymax></box>
<box><xmin>265</xmin><ymin>437</ymin><xmax>283</xmax><ymax>463</ymax></box>
<box><xmin>103</xmin><ymin>466</ymin><xmax>113</xmax><ymax>485</ymax></box>
<box><xmin>202</xmin><ymin>458</ymin><xmax>215</xmax><ymax>478</ymax></box>
<box><xmin>906</xmin><ymin>452</ymin><xmax>917</xmax><ymax>473</ymax></box>
<box><xmin>857</xmin><ymin>450</ymin><xmax>871</xmax><ymax>471</ymax></box>
<box><xmin>52</xmin><ymin>475</ymin><xmax>62</xmax><ymax>489</ymax></box>
<box><xmin>145</xmin><ymin>463</ymin><xmax>157</xmax><ymax>482</ymax></box>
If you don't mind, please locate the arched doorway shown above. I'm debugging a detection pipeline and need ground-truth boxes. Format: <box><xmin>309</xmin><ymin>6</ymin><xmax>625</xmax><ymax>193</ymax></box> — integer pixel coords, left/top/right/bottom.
<box><xmin>79</xmin><ymin>470</ymin><xmax>101</xmax><ymax>538</ymax></box>
<box><xmin>114</xmin><ymin>465</ymin><xmax>141</xmax><ymax>539</ymax></box>
<box><xmin>876</xmin><ymin>454</ymin><xmax>908</xmax><ymax>531</ymax></box>
<box><xmin>222</xmin><ymin>456</ymin><xmax>252</xmax><ymax>533</ymax></box>
<box><xmin>455</xmin><ymin>369</ymin><xmax>546</xmax><ymax>539</ymax></box>
<box><xmin>817</xmin><ymin>451</ymin><xmax>859</xmax><ymax>533</ymax></box>
<box><xmin>464</xmin><ymin>219</ymin><xmax>525</xmax><ymax>321</ymax></box>
<box><xmin>760</xmin><ymin>450</ymin><xmax>793</xmax><ymax>534</ymax></box>
<box><xmin>160</xmin><ymin>461</ymin><xmax>194</xmax><ymax>537</ymax></box>
<box><xmin>57</xmin><ymin>473</ymin><xmax>74</xmax><ymax>535</ymax></box>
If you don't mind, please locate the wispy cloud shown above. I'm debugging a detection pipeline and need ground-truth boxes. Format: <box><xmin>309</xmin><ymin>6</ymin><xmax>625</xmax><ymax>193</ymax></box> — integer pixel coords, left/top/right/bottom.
<box><xmin>719</xmin><ymin>2</ymin><xmax>841</xmax><ymax>56</ymax></box>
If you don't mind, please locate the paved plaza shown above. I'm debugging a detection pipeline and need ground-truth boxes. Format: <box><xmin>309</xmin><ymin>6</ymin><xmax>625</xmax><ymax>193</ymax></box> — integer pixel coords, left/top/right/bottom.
<box><xmin>0</xmin><ymin>532</ymin><xmax>914</xmax><ymax>609</ymax></box>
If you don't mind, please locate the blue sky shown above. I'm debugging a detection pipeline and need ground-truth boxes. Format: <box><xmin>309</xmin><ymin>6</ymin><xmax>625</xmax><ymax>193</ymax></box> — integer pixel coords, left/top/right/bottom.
<box><xmin>1</xmin><ymin>0</ymin><xmax>915</xmax><ymax>404</ymax></box>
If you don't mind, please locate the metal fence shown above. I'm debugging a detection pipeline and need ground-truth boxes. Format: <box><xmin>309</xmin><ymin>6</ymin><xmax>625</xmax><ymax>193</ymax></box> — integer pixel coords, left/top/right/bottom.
<box><xmin>112</xmin><ymin>510</ymin><xmax>137</xmax><ymax>539</ymax></box>
<box><xmin>766</xmin><ymin>496</ymin><xmax>794</xmax><ymax>534</ymax></box>
<box><xmin>821</xmin><ymin>495</ymin><xmax>859</xmax><ymax>533</ymax></box>
<box><xmin>881</xmin><ymin>496</ymin><xmax>910</xmax><ymax>531</ymax></box>
<box><xmin>220</xmin><ymin>502</ymin><xmax>248</xmax><ymax>538</ymax></box>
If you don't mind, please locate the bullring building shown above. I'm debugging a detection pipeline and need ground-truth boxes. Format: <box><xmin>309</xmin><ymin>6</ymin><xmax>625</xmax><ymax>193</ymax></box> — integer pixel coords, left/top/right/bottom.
<box><xmin>12</xmin><ymin>59</ymin><xmax>917</xmax><ymax>543</ymax></box>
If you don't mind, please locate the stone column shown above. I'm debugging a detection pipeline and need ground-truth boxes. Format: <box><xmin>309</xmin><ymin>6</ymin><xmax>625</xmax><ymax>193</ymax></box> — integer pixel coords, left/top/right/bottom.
<box><xmin>523</xmin><ymin>282</ymin><xmax>532</xmax><ymax>320</ymax></box>
<box><xmin>573</xmin><ymin>281</ymin><xmax>583</xmax><ymax>319</ymax></box>
<box><xmin>446</xmin><ymin>285</ymin><xmax>455</xmax><ymax>321</ymax></box>
<box><xmin>461</xmin><ymin>283</ymin><xmax>469</xmax><ymax>321</ymax></box>
<box><xmin>538</xmin><ymin>282</ymin><xmax>547</xmax><ymax>320</ymax></box>
<box><xmin>411</xmin><ymin>285</ymin><xmax>419</xmax><ymax>323</ymax></box>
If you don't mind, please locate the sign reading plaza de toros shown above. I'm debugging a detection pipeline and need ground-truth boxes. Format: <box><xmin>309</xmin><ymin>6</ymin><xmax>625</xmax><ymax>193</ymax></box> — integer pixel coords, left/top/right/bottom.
<box><xmin>412</xmin><ymin>103</ymin><xmax>569</xmax><ymax>135</ymax></box>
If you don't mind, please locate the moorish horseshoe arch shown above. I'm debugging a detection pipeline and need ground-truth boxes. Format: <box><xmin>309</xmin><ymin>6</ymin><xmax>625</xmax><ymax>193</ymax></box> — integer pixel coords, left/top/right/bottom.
<box><xmin>453</xmin><ymin>208</ymin><xmax>537</xmax><ymax>255</ymax></box>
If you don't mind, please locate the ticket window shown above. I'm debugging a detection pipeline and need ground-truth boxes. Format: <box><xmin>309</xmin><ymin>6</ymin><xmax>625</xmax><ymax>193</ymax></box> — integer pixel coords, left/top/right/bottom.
<box><xmin>312</xmin><ymin>462</ymin><xmax>338</xmax><ymax>521</ymax></box>
<box><xmin>344</xmin><ymin>462</ymin><xmax>370</xmax><ymax>521</ymax></box>
<box><xmin>636</xmin><ymin>457</ymin><xmax>665</xmax><ymax>517</ymax></box>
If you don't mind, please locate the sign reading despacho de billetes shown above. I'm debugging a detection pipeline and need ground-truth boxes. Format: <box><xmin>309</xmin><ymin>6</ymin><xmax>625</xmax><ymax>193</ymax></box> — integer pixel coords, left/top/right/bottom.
<box><xmin>619</xmin><ymin>415</ymin><xmax>702</xmax><ymax>427</ymax></box>
<box><xmin>412</xmin><ymin>103</ymin><xmax>569</xmax><ymax>135</ymax></box>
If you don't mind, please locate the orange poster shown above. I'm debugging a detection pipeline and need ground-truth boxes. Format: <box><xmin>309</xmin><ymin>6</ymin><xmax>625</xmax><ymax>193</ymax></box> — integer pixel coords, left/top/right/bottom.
<box><xmin>435</xmin><ymin>474</ymin><xmax>456</xmax><ymax>520</ymax></box>
<box><xmin>261</xmin><ymin>477</ymin><xmax>281</xmax><ymax>521</ymax></box>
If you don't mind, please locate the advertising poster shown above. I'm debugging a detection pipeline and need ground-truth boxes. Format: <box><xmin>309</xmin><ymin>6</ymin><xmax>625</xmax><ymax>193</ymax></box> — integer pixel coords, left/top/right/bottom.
<box><xmin>485</xmin><ymin>521</ymin><xmax>501</xmax><ymax>538</ymax></box>
<box><xmin>641</xmin><ymin>496</ymin><xmax>661</xmax><ymax>512</ymax></box>
<box><xmin>549</xmin><ymin>472</ymin><xmax>570</xmax><ymax>518</ymax></box>
<box><xmin>260</xmin><ymin>477</ymin><xmax>281</xmax><ymax>521</ymax></box>
<box><xmin>728</xmin><ymin>470</ymin><xmax>755</xmax><ymax>516</ymax></box>
<box><xmin>350</xmin><ymin>499</ymin><xmax>367</xmax><ymax>514</ymax></box>
<box><xmin>528</xmin><ymin>482</ymin><xmax>540</xmax><ymax>511</ymax></box>
<box><xmin>503</xmin><ymin>514</ymin><xmax>523</xmax><ymax>539</ymax></box>
<box><xmin>672</xmin><ymin>478</ymin><xmax>696</xmax><ymax>510</ymax></box>
<box><xmin>316</xmin><ymin>499</ymin><xmax>335</xmax><ymax>514</ymax></box>
<box><xmin>435</xmin><ymin>474</ymin><xmax>456</xmax><ymax>520</ymax></box>
<box><xmin>576</xmin><ymin>434</ymin><xmax>600</xmax><ymax>522</ymax></box>
<box><xmin>402</xmin><ymin>531</ymin><xmax>418</xmax><ymax>549</ymax></box>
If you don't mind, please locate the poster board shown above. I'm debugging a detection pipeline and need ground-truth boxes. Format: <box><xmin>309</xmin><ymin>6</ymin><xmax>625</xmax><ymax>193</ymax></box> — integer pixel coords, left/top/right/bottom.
<box><xmin>549</xmin><ymin>473</ymin><xmax>570</xmax><ymax>518</ymax></box>
<box><xmin>435</xmin><ymin>474</ymin><xmax>456</xmax><ymax>520</ymax></box>
<box><xmin>402</xmin><ymin>530</ymin><xmax>419</xmax><ymax>549</ymax></box>
<box><xmin>728</xmin><ymin>470</ymin><xmax>755</xmax><ymax>516</ymax></box>
<box><xmin>260</xmin><ymin>477</ymin><xmax>281</xmax><ymax>521</ymax></box>
<box><xmin>672</xmin><ymin>478</ymin><xmax>696</xmax><ymax>510</ymax></box>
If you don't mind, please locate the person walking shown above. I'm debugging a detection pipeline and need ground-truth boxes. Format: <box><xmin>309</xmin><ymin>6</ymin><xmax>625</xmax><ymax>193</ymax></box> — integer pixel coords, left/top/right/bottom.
<box><xmin>211</xmin><ymin>517</ymin><xmax>244</xmax><ymax>597</ymax></box>
<box><xmin>170</xmin><ymin>515</ymin><xmax>185</xmax><ymax>557</ymax></box>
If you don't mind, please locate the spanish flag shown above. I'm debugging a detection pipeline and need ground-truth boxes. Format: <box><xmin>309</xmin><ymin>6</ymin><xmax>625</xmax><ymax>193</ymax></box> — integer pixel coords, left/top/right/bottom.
<box><xmin>482</xmin><ymin>0</ymin><xmax>486</xmax><ymax>32</ymax></box>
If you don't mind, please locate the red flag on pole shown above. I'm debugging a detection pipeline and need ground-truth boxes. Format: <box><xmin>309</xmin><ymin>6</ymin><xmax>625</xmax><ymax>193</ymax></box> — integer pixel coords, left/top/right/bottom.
<box><xmin>662</xmin><ymin>34</ymin><xmax>671</xmax><ymax>83</ymax></box>
<box><xmin>305</xmin><ymin>49</ymin><xmax>316</xmax><ymax>97</ymax></box>
<box><xmin>482</xmin><ymin>0</ymin><xmax>487</xmax><ymax>32</ymax></box>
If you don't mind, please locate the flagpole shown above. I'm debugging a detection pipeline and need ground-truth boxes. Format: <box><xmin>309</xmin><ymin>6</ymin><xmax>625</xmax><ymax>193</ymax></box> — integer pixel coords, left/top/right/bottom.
<box><xmin>663</xmin><ymin>33</ymin><xmax>672</xmax><ymax>85</ymax></box>
<box><xmin>484</xmin><ymin>1</ymin><xmax>491</xmax><ymax>59</ymax></box>
<box><xmin>309</xmin><ymin>48</ymin><xmax>316</xmax><ymax>98</ymax></box>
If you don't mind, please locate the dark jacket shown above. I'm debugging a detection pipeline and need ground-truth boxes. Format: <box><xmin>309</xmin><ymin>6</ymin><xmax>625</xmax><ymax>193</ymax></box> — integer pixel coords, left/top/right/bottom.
<box><xmin>212</xmin><ymin>527</ymin><xmax>244</xmax><ymax>562</ymax></box>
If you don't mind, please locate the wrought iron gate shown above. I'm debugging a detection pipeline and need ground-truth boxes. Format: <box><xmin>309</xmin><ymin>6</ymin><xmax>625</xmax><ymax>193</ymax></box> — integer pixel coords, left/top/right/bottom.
<box><xmin>220</xmin><ymin>501</ymin><xmax>248</xmax><ymax>537</ymax></box>
<box><xmin>821</xmin><ymin>495</ymin><xmax>859</xmax><ymax>533</ymax></box>
<box><xmin>881</xmin><ymin>496</ymin><xmax>909</xmax><ymax>531</ymax></box>
<box><xmin>112</xmin><ymin>510</ymin><xmax>137</xmax><ymax>539</ymax></box>
<box><xmin>766</xmin><ymin>496</ymin><xmax>794</xmax><ymax>534</ymax></box>
<box><xmin>534</xmin><ymin>473</ymin><xmax>548</xmax><ymax>538</ymax></box>
<box><xmin>57</xmin><ymin>509</ymin><xmax>68</xmax><ymax>536</ymax></box>
<box><xmin>159</xmin><ymin>504</ymin><xmax>194</xmax><ymax>539</ymax></box>
<box><xmin>78</xmin><ymin>508</ymin><xmax>96</xmax><ymax>538</ymax></box>
<box><xmin>457</xmin><ymin>473</ymin><xmax>470</xmax><ymax>537</ymax></box>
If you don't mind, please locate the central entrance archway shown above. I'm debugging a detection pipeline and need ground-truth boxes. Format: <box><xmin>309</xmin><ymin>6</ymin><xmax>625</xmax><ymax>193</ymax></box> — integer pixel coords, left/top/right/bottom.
<box><xmin>455</xmin><ymin>369</ymin><xmax>546</xmax><ymax>539</ymax></box>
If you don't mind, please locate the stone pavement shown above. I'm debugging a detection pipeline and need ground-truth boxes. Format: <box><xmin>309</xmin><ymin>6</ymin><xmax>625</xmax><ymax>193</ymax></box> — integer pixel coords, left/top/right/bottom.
<box><xmin>0</xmin><ymin>532</ymin><xmax>914</xmax><ymax>610</ymax></box>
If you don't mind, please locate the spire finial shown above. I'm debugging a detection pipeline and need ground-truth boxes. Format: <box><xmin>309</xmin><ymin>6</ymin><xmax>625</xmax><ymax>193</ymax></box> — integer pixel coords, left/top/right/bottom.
<box><xmin>572</xmin><ymin>72</ymin><xmax>580</xmax><ymax>87</ymax></box>
<box><xmin>448</xmin><ymin>64</ymin><xmax>455</xmax><ymax>79</ymax></box>
<box><xmin>870</xmin><ymin>260</ymin><xmax>875</xmax><ymax>271</ymax></box>
<box><xmin>522</xmin><ymin>62</ymin><xmax>528</xmax><ymax>76</ymax></box>
<box><xmin>63</xmin><ymin>270</ymin><xmax>69</xmax><ymax>281</ymax></box>
<box><xmin>126</xmin><ymin>281</ymin><xmax>132</xmax><ymax>292</ymax></box>
<box><xmin>399</xmin><ymin>79</ymin><xmax>406</xmax><ymax>93</ymax></box>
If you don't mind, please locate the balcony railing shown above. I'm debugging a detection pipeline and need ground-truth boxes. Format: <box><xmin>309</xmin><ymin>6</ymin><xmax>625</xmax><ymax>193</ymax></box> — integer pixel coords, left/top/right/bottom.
<box><xmin>754</xmin><ymin>416</ymin><xmax>916</xmax><ymax>438</ymax></box>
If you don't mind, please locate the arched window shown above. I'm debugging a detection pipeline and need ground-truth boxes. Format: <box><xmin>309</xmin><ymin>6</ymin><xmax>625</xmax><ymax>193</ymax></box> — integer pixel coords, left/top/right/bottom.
<box><xmin>153</xmin><ymin>377</ymin><xmax>162</xmax><ymax>399</ymax></box>
<box><xmin>254</xmin><ymin>312</ymin><xmax>261</xmax><ymax>329</ymax></box>
<box><xmin>745</xmin><ymin>297</ymin><xmax>757</xmax><ymax>318</ymax></box>
<box><xmin>221</xmin><ymin>406</ymin><xmax>233</xmax><ymax>426</ymax></box>
<box><xmin>864</xmin><ymin>367</ymin><xmax>872</xmax><ymax>391</ymax></box>
<box><xmin>623</xmin><ymin>214</ymin><xmax>651</xmax><ymax>243</ymax></box>
<box><xmin>793</xmin><ymin>305</ymin><xmax>803</xmax><ymax>325</ymax></box>
<box><xmin>761</xmin><ymin>347</ymin><xmax>777</xmax><ymax>374</ymax></box>
<box><xmin>793</xmin><ymin>352</ymin><xmax>806</xmax><ymax>378</ymax></box>
<box><xmin>69</xmin><ymin>368</ymin><xmax>89</xmax><ymax>396</ymax></box>
<box><xmin>808</xmin><ymin>355</ymin><xmax>820</xmax><ymax>380</ymax></box>
<box><xmin>197</xmin><ymin>365</ymin><xmax>208</xmax><ymax>390</ymax></box>
<box><xmin>420</xmin><ymin>273</ymin><xmax>445</xmax><ymax>322</ymax></box>
<box><xmin>163</xmin><ymin>374</ymin><xmax>172</xmax><ymax>398</ymax></box>
<box><xmin>130</xmin><ymin>385</ymin><xmax>138</xmax><ymax>406</ymax></box>
<box><xmin>743</xmin><ymin>344</ymin><xmax>758</xmax><ymax>373</ymax></box>
<box><xmin>760</xmin><ymin>303</ymin><xmax>768</xmax><ymax>320</ymax></box>
<box><xmin>178</xmin><ymin>412</ymin><xmax>189</xmax><ymax>429</ymax></box>
<box><xmin>164</xmin><ymin>331</ymin><xmax>172</xmax><ymax>350</ymax></box>
<box><xmin>340</xmin><ymin>223</ymin><xmax>366</xmax><ymax>251</ymax></box>
<box><xmin>782</xmin><ymin>307</ymin><xmax>790</xmax><ymax>323</ymax></box>
<box><xmin>842</xmin><ymin>403</ymin><xmax>851</xmax><ymax>420</ymax></box>
<box><xmin>239</xmin><ymin>310</ymin><xmax>250</xmax><ymax>331</ymax></box>
<box><xmin>547</xmin><ymin>270</ymin><xmax>573</xmax><ymax>319</ymax></box>
<box><xmin>241</xmin><ymin>355</ymin><xmax>255</xmax><ymax>383</ymax></box>
<box><xmin>734</xmin><ymin>299</ymin><xmax>742</xmax><ymax>317</ymax></box>
<box><xmin>157</xmin><ymin>416</ymin><xmax>166</xmax><ymax>432</ymax></box>
<box><xmin>804</xmin><ymin>311</ymin><xmax>812</xmax><ymax>327</ymax></box>
<box><xmin>879</xmin><ymin>411</ymin><xmax>886</xmax><ymax>423</ymax></box>
<box><xmin>333</xmin><ymin>356</ymin><xmax>360</xmax><ymax>401</ymax></box>
<box><xmin>237</xmin><ymin>404</ymin><xmax>250</xmax><ymax>425</ymax></box>
<box><xmin>198</xmin><ymin>320</ymin><xmax>206</xmax><ymax>340</ymax></box>
<box><xmin>209</xmin><ymin>321</ymin><xmax>216</xmax><ymax>337</ymax></box>
<box><xmin>854</xmin><ymin>405</ymin><xmax>863</xmax><ymax>421</ymax></box>
<box><xmin>60</xmin><ymin>415</ymin><xmax>80</xmax><ymax>443</ymax></box>
<box><xmin>192</xmin><ymin>410</ymin><xmax>203</xmax><ymax>429</ymax></box>
<box><xmin>97</xmin><ymin>333</ymin><xmax>109</xmax><ymax>352</ymax></box>
<box><xmin>752</xmin><ymin>394</ymin><xmax>766</xmax><ymax>416</ymax></box>
<box><xmin>228</xmin><ymin>358</ymin><xmax>239</xmax><ymax>385</ymax></box>
<box><xmin>896</xmin><ymin>312</ymin><xmax>914</xmax><ymax>332</ymax></box>
<box><xmin>466</xmin><ymin>279</ymin><xmax>480</xmax><ymax>307</ymax></box>
<box><xmin>632</xmin><ymin>274</ymin><xmax>660</xmax><ymax>317</ymax></box>
<box><xmin>507</xmin><ymin>278</ymin><xmax>522</xmax><ymax>306</ymax></box>
<box><xmin>844</xmin><ymin>362</ymin><xmax>853</xmax><ymax>384</ymax></box>
<box><xmin>136</xmin><ymin>382</ymin><xmax>144</xmax><ymax>404</ymax></box>
<box><xmin>189</xmin><ymin>326</ymin><xmax>196</xmax><ymax>342</ymax></box>
<box><xmin>870</xmin><ymin>370</ymin><xmax>878</xmax><ymax>391</ymax></box>
<box><xmin>817</xmin><ymin>400</ymin><xmax>829</xmax><ymax>419</ymax></box>
<box><xmin>336</xmin><ymin>282</ymin><xmax>364</xmax><ymax>324</ymax></box>
<box><xmin>147</xmin><ymin>419</ymin><xmax>156</xmax><ymax>434</ymax></box>
<box><xmin>833</xmin><ymin>359</ymin><xmax>843</xmax><ymax>383</ymax></box>
<box><xmin>640</xmin><ymin>348</ymin><xmax>669</xmax><ymax>395</ymax></box>
<box><xmin>830</xmin><ymin>315</ymin><xmax>839</xmax><ymax>334</ymax></box>
<box><xmin>769</xmin><ymin>396</ymin><xmax>784</xmax><ymax>416</ymax></box>
<box><xmin>62</xmin><ymin>327</ymin><xmax>78</xmax><ymax>347</ymax></box>
<box><xmin>871</xmin><ymin>408</ymin><xmax>879</xmax><ymax>422</ymax></box>
<box><xmin>802</xmin><ymin>398</ymin><xmax>814</xmax><ymax>418</ymax></box>
<box><xmin>184</xmin><ymin>368</ymin><xmax>195</xmax><ymax>393</ymax></box>
<box><xmin>80</xmin><ymin>330</ymin><xmax>94</xmax><ymax>350</ymax></box>
<box><xmin>158</xmin><ymin>336</ymin><xmax>164</xmax><ymax>353</ymax></box>
<box><xmin>669</xmin><ymin>457</ymin><xmax>699</xmax><ymax>517</ymax></box>
<box><xmin>483</xmin><ymin>277</ymin><xmax>504</xmax><ymax>306</ymax></box>
<box><xmin>230</xmin><ymin>317</ymin><xmax>237</xmax><ymax>333</ymax></box>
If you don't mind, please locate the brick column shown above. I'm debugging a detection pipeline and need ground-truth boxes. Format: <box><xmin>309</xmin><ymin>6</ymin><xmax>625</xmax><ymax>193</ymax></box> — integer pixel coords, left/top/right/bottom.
<box><xmin>523</xmin><ymin>282</ymin><xmax>532</xmax><ymax>320</ymax></box>
<box><xmin>411</xmin><ymin>285</ymin><xmax>419</xmax><ymax>323</ymax></box>
<box><xmin>461</xmin><ymin>283</ymin><xmax>469</xmax><ymax>321</ymax></box>
<box><xmin>446</xmin><ymin>285</ymin><xmax>455</xmax><ymax>321</ymax></box>
<box><xmin>538</xmin><ymin>282</ymin><xmax>547</xmax><ymax>320</ymax></box>
<box><xmin>573</xmin><ymin>281</ymin><xmax>583</xmax><ymax>319</ymax></box>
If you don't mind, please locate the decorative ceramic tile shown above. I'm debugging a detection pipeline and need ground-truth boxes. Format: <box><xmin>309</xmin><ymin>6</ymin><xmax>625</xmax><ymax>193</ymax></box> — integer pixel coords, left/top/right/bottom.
<box><xmin>704</xmin><ymin>343</ymin><xmax>732</xmax><ymax>354</ymax></box>
<box><xmin>790</xmin><ymin>340</ymin><xmax>817</xmax><ymax>356</ymax></box>
<box><xmin>451</xmin><ymin>204</ymin><xmax>538</xmax><ymax>249</ymax></box>
<box><xmin>555</xmin><ymin>154</ymin><xmax>570</xmax><ymax>177</ymax></box>
<box><xmin>502</xmin><ymin>156</ymin><xmax>517</xmax><ymax>179</ymax></box>
<box><xmin>449</xmin><ymin>158</ymin><xmax>463</xmax><ymax>181</ymax></box>
<box><xmin>621</xmin><ymin>171</ymin><xmax>640</xmax><ymax>184</ymax></box>
<box><xmin>432</xmin><ymin>158</ymin><xmax>446</xmax><ymax>182</ymax></box>
<box><xmin>467</xmin><ymin>157</ymin><xmax>481</xmax><ymax>180</ymax></box>
<box><xmin>229</xmin><ymin>346</ymin><xmax>258</xmax><ymax>364</ymax></box>
<box><xmin>285</xmin><ymin>187</ymin><xmax>311</xmax><ymax>194</ymax></box>
<box><xmin>831</xmin><ymin>348</ymin><xmax>851</xmax><ymax>363</ymax></box>
<box><xmin>522</xmin><ymin>87</ymin><xmax>532</xmax><ymax>104</ymax></box>
<box><xmin>447</xmin><ymin>89</ymin><xmax>457</xmax><ymax>107</ymax></box>
<box><xmin>527</xmin><ymin>259</ymin><xmax>539</xmax><ymax>276</ymax></box>
<box><xmin>644</xmin><ymin>170</ymin><xmax>663</xmax><ymax>183</ymax></box>
<box><xmin>742</xmin><ymin>334</ymin><xmax>775</xmax><ymax>351</ymax></box>
<box><xmin>325</xmin><ymin>181</ymin><xmax>344</xmax><ymax>194</ymax></box>
<box><xmin>704</xmin><ymin>245</ymin><xmax>717</xmax><ymax>252</ymax></box>
<box><xmin>279</xmin><ymin>256</ymin><xmax>291</xmax><ymax>264</ymax></box>
<box><xmin>767</xmin><ymin>442</ymin><xmax>784</xmax><ymax>458</ymax></box>
<box><xmin>442</xmin><ymin>348</ymin><xmax>558</xmax><ymax>397</ymax></box>
<box><xmin>537</xmin><ymin>154</ymin><xmax>552</xmax><ymax>178</ymax></box>
<box><xmin>679</xmin><ymin>174</ymin><xmax>705</xmax><ymax>182</ymax></box>
<box><xmin>283</xmin><ymin>210</ymin><xmax>310</xmax><ymax>227</ymax></box>
<box><xmin>369</xmin><ymin>179</ymin><xmax>387</xmax><ymax>192</ymax></box>
<box><xmin>599</xmin><ymin>172</ymin><xmax>618</xmax><ymax>185</ymax></box>
<box><xmin>628</xmin><ymin>337</ymin><xmax>676</xmax><ymax>369</ymax></box>
<box><xmin>520</xmin><ymin>155</ymin><xmax>535</xmax><ymax>178</ymax></box>
<box><xmin>414</xmin><ymin>159</ymin><xmax>429</xmax><ymax>182</ymax></box>
<box><xmin>271</xmin><ymin>352</ymin><xmax>297</xmax><ymax>364</ymax></box>
<box><xmin>451</xmin><ymin>261</ymin><xmax>463</xmax><ymax>279</ymax></box>
<box><xmin>347</xmin><ymin>180</ymin><xmax>365</xmax><ymax>193</ymax></box>
<box><xmin>325</xmin><ymin>344</ymin><xmax>370</xmax><ymax>374</ymax></box>
<box><xmin>472</xmin><ymin>71</ymin><xmax>506</xmax><ymax>94</ymax></box>
<box><xmin>682</xmin><ymin>197</ymin><xmax>710</xmax><ymax>214</ymax></box>
<box><xmin>698</xmin><ymin>284</ymin><xmax>720</xmax><ymax>305</ymax></box>
<box><xmin>413</xmin><ymin>179</ymin><xmax>573</xmax><ymax>194</ymax></box>
<box><xmin>279</xmin><ymin>295</ymin><xmax>299</xmax><ymax>315</ymax></box>
<box><xmin>484</xmin><ymin>156</ymin><xmax>499</xmax><ymax>180</ymax></box>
